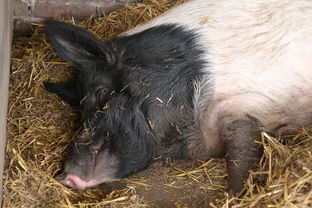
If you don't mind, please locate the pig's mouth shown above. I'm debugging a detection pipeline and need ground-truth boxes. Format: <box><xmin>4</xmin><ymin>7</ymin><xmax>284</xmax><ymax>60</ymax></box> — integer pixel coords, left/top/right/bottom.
<box><xmin>56</xmin><ymin>173</ymin><xmax>99</xmax><ymax>191</ymax></box>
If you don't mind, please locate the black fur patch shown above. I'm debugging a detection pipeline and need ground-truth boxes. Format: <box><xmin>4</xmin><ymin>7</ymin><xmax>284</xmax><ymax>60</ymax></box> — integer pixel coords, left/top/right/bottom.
<box><xmin>48</xmin><ymin>22</ymin><xmax>209</xmax><ymax>180</ymax></box>
<box><xmin>90</xmin><ymin>24</ymin><xmax>207</xmax><ymax>178</ymax></box>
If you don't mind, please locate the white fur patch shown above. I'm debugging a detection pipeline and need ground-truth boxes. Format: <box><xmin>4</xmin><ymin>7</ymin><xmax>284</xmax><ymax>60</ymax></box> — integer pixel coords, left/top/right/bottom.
<box><xmin>122</xmin><ymin>0</ymin><xmax>312</xmax><ymax>155</ymax></box>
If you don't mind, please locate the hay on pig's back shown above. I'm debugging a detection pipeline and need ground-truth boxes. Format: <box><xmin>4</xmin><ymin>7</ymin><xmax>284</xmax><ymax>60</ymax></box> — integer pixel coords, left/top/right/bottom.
<box><xmin>5</xmin><ymin>0</ymin><xmax>312</xmax><ymax>207</ymax></box>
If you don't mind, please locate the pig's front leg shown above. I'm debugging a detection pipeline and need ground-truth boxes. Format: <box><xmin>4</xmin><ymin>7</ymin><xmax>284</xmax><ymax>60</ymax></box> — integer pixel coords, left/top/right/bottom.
<box><xmin>220</xmin><ymin>115</ymin><xmax>263</xmax><ymax>197</ymax></box>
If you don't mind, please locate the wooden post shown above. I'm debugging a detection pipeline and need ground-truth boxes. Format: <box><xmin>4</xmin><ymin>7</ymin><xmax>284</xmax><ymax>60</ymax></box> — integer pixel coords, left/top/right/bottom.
<box><xmin>13</xmin><ymin>0</ymin><xmax>138</xmax><ymax>20</ymax></box>
<box><xmin>13</xmin><ymin>0</ymin><xmax>138</xmax><ymax>37</ymax></box>
<box><xmin>0</xmin><ymin>0</ymin><xmax>12</xmax><ymax>205</ymax></box>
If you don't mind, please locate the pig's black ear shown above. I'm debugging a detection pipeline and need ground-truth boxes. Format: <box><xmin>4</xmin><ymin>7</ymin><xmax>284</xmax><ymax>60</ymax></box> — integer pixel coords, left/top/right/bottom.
<box><xmin>45</xmin><ymin>20</ymin><xmax>113</xmax><ymax>70</ymax></box>
<box><xmin>43</xmin><ymin>81</ymin><xmax>81</xmax><ymax>106</ymax></box>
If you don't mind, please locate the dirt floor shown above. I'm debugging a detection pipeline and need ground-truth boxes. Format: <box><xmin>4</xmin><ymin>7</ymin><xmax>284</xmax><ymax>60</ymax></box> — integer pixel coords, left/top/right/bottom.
<box><xmin>81</xmin><ymin>159</ymin><xmax>227</xmax><ymax>207</ymax></box>
<box><xmin>125</xmin><ymin>159</ymin><xmax>227</xmax><ymax>207</ymax></box>
<box><xmin>4</xmin><ymin>0</ymin><xmax>312</xmax><ymax>207</ymax></box>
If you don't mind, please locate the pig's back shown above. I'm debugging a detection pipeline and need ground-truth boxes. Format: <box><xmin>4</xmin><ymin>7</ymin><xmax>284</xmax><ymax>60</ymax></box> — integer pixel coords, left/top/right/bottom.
<box><xmin>123</xmin><ymin>0</ymin><xmax>312</xmax><ymax>154</ymax></box>
<box><xmin>204</xmin><ymin>0</ymin><xmax>312</xmax><ymax>133</ymax></box>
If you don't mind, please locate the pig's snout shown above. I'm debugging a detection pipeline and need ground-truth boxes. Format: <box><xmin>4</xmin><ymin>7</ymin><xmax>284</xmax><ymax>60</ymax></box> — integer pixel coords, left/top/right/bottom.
<box><xmin>56</xmin><ymin>173</ymin><xmax>86</xmax><ymax>190</ymax></box>
<box><xmin>56</xmin><ymin>173</ymin><xmax>98</xmax><ymax>191</ymax></box>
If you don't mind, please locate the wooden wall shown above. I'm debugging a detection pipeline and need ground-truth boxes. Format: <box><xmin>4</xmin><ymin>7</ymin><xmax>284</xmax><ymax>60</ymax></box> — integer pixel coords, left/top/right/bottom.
<box><xmin>13</xmin><ymin>0</ymin><xmax>138</xmax><ymax>37</ymax></box>
<box><xmin>0</xmin><ymin>0</ymin><xmax>12</xmax><ymax>206</ymax></box>
<box><xmin>13</xmin><ymin>0</ymin><xmax>138</xmax><ymax>19</ymax></box>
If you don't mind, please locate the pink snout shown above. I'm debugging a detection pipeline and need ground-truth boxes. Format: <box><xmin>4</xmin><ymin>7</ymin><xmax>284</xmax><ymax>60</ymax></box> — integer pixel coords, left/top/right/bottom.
<box><xmin>56</xmin><ymin>173</ymin><xmax>98</xmax><ymax>191</ymax></box>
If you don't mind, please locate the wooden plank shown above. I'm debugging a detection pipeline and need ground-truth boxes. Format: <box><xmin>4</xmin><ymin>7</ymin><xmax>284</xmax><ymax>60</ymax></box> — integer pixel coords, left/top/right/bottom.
<box><xmin>13</xmin><ymin>0</ymin><xmax>138</xmax><ymax>19</ymax></box>
<box><xmin>12</xmin><ymin>0</ymin><xmax>138</xmax><ymax>37</ymax></box>
<box><xmin>0</xmin><ymin>0</ymin><xmax>12</xmax><ymax>206</ymax></box>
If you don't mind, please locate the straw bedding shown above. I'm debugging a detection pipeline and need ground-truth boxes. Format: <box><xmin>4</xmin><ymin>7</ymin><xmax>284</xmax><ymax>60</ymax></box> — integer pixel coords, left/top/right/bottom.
<box><xmin>5</xmin><ymin>0</ymin><xmax>312</xmax><ymax>207</ymax></box>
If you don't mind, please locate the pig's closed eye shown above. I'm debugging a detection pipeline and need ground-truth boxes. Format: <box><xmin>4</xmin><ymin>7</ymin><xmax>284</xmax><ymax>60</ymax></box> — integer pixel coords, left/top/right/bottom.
<box><xmin>91</xmin><ymin>148</ymin><xmax>100</xmax><ymax>156</ymax></box>
<box><xmin>89</xmin><ymin>133</ymin><xmax>108</xmax><ymax>156</ymax></box>
<box><xmin>96</xmin><ymin>87</ymin><xmax>108</xmax><ymax>100</ymax></box>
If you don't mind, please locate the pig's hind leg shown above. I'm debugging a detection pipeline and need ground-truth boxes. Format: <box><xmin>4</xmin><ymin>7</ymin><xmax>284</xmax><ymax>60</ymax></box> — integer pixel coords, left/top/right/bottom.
<box><xmin>220</xmin><ymin>115</ymin><xmax>263</xmax><ymax>197</ymax></box>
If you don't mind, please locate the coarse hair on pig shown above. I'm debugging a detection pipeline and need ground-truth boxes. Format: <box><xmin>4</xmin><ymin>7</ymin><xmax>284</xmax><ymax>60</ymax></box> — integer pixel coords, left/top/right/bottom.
<box><xmin>44</xmin><ymin>0</ymin><xmax>312</xmax><ymax>197</ymax></box>
<box><xmin>43</xmin><ymin>24</ymin><xmax>126</xmax><ymax>121</ymax></box>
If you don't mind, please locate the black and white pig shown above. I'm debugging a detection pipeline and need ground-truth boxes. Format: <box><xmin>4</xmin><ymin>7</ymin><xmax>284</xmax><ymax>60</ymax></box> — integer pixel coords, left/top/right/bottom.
<box><xmin>44</xmin><ymin>0</ymin><xmax>312</xmax><ymax>196</ymax></box>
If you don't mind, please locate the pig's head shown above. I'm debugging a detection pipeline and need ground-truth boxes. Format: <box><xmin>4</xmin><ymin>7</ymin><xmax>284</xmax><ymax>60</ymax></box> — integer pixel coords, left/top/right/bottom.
<box><xmin>44</xmin><ymin>20</ymin><xmax>126</xmax><ymax>120</ymax></box>
<box><xmin>56</xmin><ymin>130</ymin><xmax>119</xmax><ymax>190</ymax></box>
<box><xmin>56</xmin><ymin>96</ymin><xmax>155</xmax><ymax>190</ymax></box>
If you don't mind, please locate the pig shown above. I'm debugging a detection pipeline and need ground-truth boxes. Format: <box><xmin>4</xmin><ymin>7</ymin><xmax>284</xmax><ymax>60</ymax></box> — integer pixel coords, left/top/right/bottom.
<box><xmin>45</xmin><ymin>0</ymin><xmax>312</xmax><ymax>196</ymax></box>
